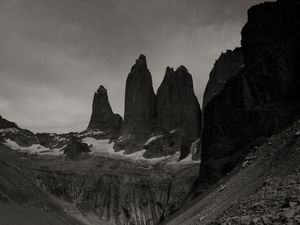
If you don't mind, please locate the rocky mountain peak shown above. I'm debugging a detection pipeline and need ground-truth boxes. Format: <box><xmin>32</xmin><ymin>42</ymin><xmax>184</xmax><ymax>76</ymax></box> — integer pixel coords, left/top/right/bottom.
<box><xmin>176</xmin><ymin>65</ymin><xmax>188</xmax><ymax>74</ymax></box>
<box><xmin>200</xmin><ymin>0</ymin><xmax>300</xmax><ymax>184</ymax></box>
<box><xmin>96</xmin><ymin>85</ymin><xmax>106</xmax><ymax>94</ymax></box>
<box><xmin>122</xmin><ymin>54</ymin><xmax>156</xmax><ymax>135</ymax></box>
<box><xmin>157</xmin><ymin>66</ymin><xmax>201</xmax><ymax>143</ymax></box>
<box><xmin>0</xmin><ymin>115</ymin><xmax>19</xmax><ymax>129</ymax></box>
<box><xmin>87</xmin><ymin>85</ymin><xmax>123</xmax><ymax>135</ymax></box>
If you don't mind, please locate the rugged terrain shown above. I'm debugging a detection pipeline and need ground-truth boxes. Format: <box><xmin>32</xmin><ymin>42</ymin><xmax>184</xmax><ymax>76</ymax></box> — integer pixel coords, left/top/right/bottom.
<box><xmin>0</xmin><ymin>141</ymin><xmax>199</xmax><ymax>225</ymax></box>
<box><xmin>164</xmin><ymin>120</ymin><xmax>300</xmax><ymax>225</ymax></box>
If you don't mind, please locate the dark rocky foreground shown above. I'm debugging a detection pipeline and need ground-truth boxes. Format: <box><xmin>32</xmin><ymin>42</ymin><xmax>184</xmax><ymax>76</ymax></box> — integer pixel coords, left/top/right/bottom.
<box><xmin>164</xmin><ymin>120</ymin><xmax>300</xmax><ymax>225</ymax></box>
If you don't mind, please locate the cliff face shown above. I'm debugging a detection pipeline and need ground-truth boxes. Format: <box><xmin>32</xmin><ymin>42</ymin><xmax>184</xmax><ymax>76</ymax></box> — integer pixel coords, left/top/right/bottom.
<box><xmin>200</xmin><ymin>0</ymin><xmax>300</xmax><ymax>184</ymax></box>
<box><xmin>156</xmin><ymin>66</ymin><xmax>201</xmax><ymax>143</ymax></box>
<box><xmin>203</xmin><ymin>48</ymin><xmax>244</xmax><ymax>108</ymax></box>
<box><xmin>87</xmin><ymin>85</ymin><xmax>123</xmax><ymax>136</ymax></box>
<box><xmin>29</xmin><ymin>156</ymin><xmax>199</xmax><ymax>225</ymax></box>
<box><xmin>122</xmin><ymin>55</ymin><xmax>156</xmax><ymax>136</ymax></box>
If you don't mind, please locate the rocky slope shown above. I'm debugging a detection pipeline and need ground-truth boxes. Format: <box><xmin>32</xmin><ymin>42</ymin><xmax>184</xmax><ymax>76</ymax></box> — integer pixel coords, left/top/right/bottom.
<box><xmin>0</xmin><ymin>144</ymin><xmax>85</xmax><ymax>225</ymax></box>
<box><xmin>156</xmin><ymin>66</ymin><xmax>201</xmax><ymax>146</ymax></box>
<box><xmin>87</xmin><ymin>85</ymin><xmax>123</xmax><ymax>136</ymax></box>
<box><xmin>200</xmin><ymin>0</ymin><xmax>300</xmax><ymax>184</ymax></box>
<box><xmin>163</xmin><ymin>120</ymin><xmax>300</xmax><ymax>225</ymax></box>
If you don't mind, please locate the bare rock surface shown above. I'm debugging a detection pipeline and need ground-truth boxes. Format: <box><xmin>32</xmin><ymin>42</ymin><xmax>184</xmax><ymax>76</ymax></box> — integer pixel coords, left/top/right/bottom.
<box><xmin>200</xmin><ymin>0</ymin><xmax>300</xmax><ymax>184</ymax></box>
<box><xmin>122</xmin><ymin>54</ymin><xmax>156</xmax><ymax>136</ymax></box>
<box><xmin>156</xmin><ymin>66</ymin><xmax>201</xmax><ymax>143</ymax></box>
<box><xmin>203</xmin><ymin>48</ymin><xmax>244</xmax><ymax>108</ymax></box>
<box><xmin>87</xmin><ymin>85</ymin><xmax>122</xmax><ymax>136</ymax></box>
<box><xmin>163</xmin><ymin>120</ymin><xmax>300</xmax><ymax>225</ymax></box>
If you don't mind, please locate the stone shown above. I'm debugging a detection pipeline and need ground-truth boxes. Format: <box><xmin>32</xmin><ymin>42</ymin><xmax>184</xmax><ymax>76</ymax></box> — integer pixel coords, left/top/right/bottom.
<box><xmin>122</xmin><ymin>54</ymin><xmax>156</xmax><ymax>136</ymax></box>
<box><xmin>87</xmin><ymin>85</ymin><xmax>123</xmax><ymax>135</ymax></box>
<box><xmin>156</xmin><ymin>66</ymin><xmax>201</xmax><ymax>143</ymax></box>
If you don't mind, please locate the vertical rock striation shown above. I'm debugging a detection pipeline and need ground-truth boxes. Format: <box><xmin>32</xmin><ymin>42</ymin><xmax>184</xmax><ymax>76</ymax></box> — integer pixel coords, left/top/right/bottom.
<box><xmin>122</xmin><ymin>55</ymin><xmax>156</xmax><ymax>136</ymax></box>
<box><xmin>200</xmin><ymin>0</ymin><xmax>300</xmax><ymax>184</ymax></box>
<box><xmin>87</xmin><ymin>85</ymin><xmax>123</xmax><ymax>135</ymax></box>
<box><xmin>156</xmin><ymin>66</ymin><xmax>201</xmax><ymax>143</ymax></box>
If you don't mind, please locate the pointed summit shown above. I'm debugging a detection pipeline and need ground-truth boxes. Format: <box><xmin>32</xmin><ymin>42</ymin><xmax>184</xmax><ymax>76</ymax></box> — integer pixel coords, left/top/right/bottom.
<box><xmin>87</xmin><ymin>85</ymin><xmax>123</xmax><ymax>135</ymax></box>
<box><xmin>96</xmin><ymin>85</ymin><xmax>106</xmax><ymax>93</ymax></box>
<box><xmin>122</xmin><ymin>54</ymin><xmax>156</xmax><ymax>135</ymax></box>
<box><xmin>156</xmin><ymin>66</ymin><xmax>201</xmax><ymax>142</ymax></box>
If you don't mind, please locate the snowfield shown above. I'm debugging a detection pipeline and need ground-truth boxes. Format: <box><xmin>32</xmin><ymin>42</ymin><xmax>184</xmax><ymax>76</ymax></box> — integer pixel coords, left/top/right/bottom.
<box><xmin>4</xmin><ymin>139</ymin><xmax>65</xmax><ymax>156</ymax></box>
<box><xmin>3</xmin><ymin>137</ymin><xmax>199</xmax><ymax>163</ymax></box>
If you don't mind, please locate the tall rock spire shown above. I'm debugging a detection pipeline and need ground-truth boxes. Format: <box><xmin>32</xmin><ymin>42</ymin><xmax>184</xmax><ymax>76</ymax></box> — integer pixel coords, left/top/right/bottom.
<box><xmin>122</xmin><ymin>54</ymin><xmax>156</xmax><ymax>135</ymax></box>
<box><xmin>156</xmin><ymin>66</ymin><xmax>201</xmax><ymax>142</ymax></box>
<box><xmin>87</xmin><ymin>85</ymin><xmax>123</xmax><ymax>135</ymax></box>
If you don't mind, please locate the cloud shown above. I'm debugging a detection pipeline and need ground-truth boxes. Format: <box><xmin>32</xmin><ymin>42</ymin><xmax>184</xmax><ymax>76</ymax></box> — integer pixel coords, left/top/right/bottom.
<box><xmin>0</xmin><ymin>0</ymin><xmax>264</xmax><ymax>133</ymax></box>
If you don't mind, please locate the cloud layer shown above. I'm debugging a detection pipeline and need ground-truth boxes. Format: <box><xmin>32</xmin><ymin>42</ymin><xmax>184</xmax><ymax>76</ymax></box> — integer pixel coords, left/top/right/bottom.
<box><xmin>0</xmin><ymin>0</ymin><xmax>264</xmax><ymax>133</ymax></box>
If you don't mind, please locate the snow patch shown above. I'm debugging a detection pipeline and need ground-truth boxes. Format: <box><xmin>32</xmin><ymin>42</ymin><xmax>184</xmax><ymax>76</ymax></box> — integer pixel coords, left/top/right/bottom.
<box><xmin>4</xmin><ymin>139</ymin><xmax>65</xmax><ymax>156</ymax></box>
<box><xmin>145</xmin><ymin>135</ymin><xmax>163</xmax><ymax>145</ymax></box>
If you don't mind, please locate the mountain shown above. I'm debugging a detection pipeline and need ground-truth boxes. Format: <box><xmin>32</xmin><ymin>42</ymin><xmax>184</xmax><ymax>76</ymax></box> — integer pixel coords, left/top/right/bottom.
<box><xmin>156</xmin><ymin>66</ymin><xmax>201</xmax><ymax>144</ymax></box>
<box><xmin>87</xmin><ymin>85</ymin><xmax>123</xmax><ymax>136</ymax></box>
<box><xmin>200</xmin><ymin>0</ymin><xmax>300</xmax><ymax>184</ymax></box>
<box><xmin>202</xmin><ymin>48</ymin><xmax>244</xmax><ymax>108</ymax></box>
<box><xmin>122</xmin><ymin>54</ymin><xmax>156</xmax><ymax>136</ymax></box>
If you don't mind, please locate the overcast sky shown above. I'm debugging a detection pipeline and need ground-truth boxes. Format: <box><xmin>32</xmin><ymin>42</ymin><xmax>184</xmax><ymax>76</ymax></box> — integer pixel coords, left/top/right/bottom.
<box><xmin>0</xmin><ymin>0</ymin><xmax>264</xmax><ymax>133</ymax></box>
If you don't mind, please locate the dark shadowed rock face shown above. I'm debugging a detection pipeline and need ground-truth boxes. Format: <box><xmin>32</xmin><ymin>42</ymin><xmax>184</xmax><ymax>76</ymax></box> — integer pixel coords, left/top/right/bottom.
<box><xmin>157</xmin><ymin>66</ymin><xmax>201</xmax><ymax>143</ymax></box>
<box><xmin>87</xmin><ymin>85</ymin><xmax>123</xmax><ymax>135</ymax></box>
<box><xmin>0</xmin><ymin>115</ymin><xmax>19</xmax><ymax>129</ymax></box>
<box><xmin>122</xmin><ymin>55</ymin><xmax>156</xmax><ymax>136</ymax></box>
<box><xmin>0</xmin><ymin>115</ymin><xmax>38</xmax><ymax>147</ymax></box>
<box><xmin>203</xmin><ymin>48</ymin><xmax>244</xmax><ymax>107</ymax></box>
<box><xmin>200</xmin><ymin>0</ymin><xmax>300</xmax><ymax>184</ymax></box>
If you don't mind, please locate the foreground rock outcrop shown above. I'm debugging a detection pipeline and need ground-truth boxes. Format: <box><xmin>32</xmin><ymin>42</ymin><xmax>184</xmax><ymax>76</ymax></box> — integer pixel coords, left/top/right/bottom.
<box><xmin>200</xmin><ymin>0</ymin><xmax>300</xmax><ymax>184</ymax></box>
<box><xmin>122</xmin><ymin>55</ymin><xmax>156</xmax><ymax>136</ymax></box>
<box><xmin>157</xmin><ymin>66</ymin><xmax>201</xmax><ymax>143</ymax></box>
<box><xmin>87</xmin><ymin>85</ymin><xmax>123</xmax><ymax>136</ymax></box>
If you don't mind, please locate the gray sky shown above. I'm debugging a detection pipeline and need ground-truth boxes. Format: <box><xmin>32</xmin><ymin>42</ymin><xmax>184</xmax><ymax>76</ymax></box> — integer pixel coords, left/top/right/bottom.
<box><xmin>0</xmin><ymin>0</ymin><xmax>264</xmax><ymax>133</ymax></box>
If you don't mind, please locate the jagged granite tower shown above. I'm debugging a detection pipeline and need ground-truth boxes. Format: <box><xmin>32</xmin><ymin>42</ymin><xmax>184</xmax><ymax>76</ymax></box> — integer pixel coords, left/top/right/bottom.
<box><xmin>122</xmin><ymin>54</ymin><xmax>156</xmax><ymax>136</ymax></box>
<box><xmin>87</xmin><ymin>85</ymin><xmax>123</xmax><ymax>135</ymax></box>
<box><xmin>156</xmin><ymin>66</ymin><xmax>201</xmax><ymax>142</ymax></box>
